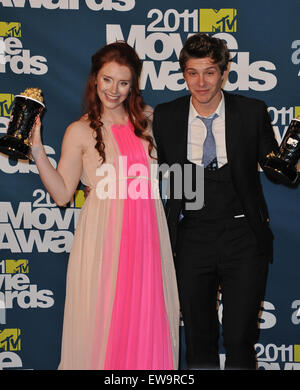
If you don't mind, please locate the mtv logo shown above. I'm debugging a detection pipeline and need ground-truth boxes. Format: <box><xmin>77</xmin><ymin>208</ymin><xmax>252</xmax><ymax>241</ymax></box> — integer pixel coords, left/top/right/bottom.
<box><xmin>74</xmin><ymin>189</ymin><xmax>85</xmax><ymax>208</ymax></box>
<box><xmin>199</xmin><ymin>9</ymin><xmax>237</xmax><ymax>33</ymax></box>
<box><xmin>0</xmin><ymin>328</ymin><xmax>21</xmax><ymax>351</ymax></box>
<box><xmin>0</xmin><ymin>94</ymin><xmax>14</xmax><ymax>117</ymax></box>
<box><xmin>0</xmin><ymin>22</ymin><xmax>21</xmax><ymax>38</ymax></box>
<box><xmin>294</xmin><ymin>106</ymin><xmax>300</xmax><ymax>119</ymax></box>
<box><xmin>5</xmin><ymin>259</ymin><xmax>29</xmax><ymax>274</ymax></box>
<box><xmin>294</xmin><ymin>345</ymin><xmax>300</xmax><ymax>362</ymax></box>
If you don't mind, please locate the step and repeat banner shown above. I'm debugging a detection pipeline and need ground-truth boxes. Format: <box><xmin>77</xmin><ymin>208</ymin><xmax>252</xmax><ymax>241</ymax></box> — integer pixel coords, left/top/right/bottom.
<box><xmin>0</xmin><ymin>0</ymin><xmax>299</xmax><ymax>370</ymax></box>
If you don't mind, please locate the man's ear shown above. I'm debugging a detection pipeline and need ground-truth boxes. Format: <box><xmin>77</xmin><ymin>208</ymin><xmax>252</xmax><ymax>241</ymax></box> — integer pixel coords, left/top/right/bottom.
<box><xmin>221</xmin><ymin>67</ymin><xmax>229</xmax><ymax>84</ymax></box>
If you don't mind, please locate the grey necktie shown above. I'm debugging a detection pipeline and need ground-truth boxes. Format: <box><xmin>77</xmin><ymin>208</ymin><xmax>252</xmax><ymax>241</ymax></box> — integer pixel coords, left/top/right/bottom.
<box><xmin>200</xmin><ymin>113</ymin><xmax>219</xmax><ymax>170</ymax></box>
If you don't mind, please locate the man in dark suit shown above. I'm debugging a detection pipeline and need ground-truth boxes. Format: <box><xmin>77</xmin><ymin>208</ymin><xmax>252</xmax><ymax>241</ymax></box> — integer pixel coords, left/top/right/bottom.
<box><xmin>153</xmin><ymin>33</ymin><xmax>279</xmax><ymax>370</ymax></box>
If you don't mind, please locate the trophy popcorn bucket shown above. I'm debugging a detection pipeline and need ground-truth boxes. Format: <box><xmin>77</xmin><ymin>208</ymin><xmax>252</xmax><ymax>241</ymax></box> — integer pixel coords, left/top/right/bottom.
<box><xmin>264</xmin><ymin>118</ymin><xmax>300</xmax><ymax>185</ymax></box>
<box><xmin>0</xmin><ymin>88</ymin><xmax>45</xmax><ymax>161</ymax></box>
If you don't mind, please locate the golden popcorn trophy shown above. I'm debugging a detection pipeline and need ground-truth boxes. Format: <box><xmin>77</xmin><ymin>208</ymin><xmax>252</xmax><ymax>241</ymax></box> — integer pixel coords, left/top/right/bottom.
<box><xmin>264</xmin><ymin>117</ymin><xmax>300</xmax><ymax>185</ymax></box>
<box><xmin>0</xmin><ymin>88</ymin><xmax>45</xmax><ymax>161</ymax></box>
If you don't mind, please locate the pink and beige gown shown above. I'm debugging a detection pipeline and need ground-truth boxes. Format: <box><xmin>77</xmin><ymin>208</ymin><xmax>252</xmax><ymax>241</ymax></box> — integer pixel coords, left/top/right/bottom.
<box><xmin>58</xmin><ymin>116</ymin><xmax>179</xmax><ymax>370</ymax></box>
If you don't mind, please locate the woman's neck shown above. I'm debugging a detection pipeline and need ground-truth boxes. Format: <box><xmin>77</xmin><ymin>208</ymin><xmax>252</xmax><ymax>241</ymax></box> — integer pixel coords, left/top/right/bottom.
<box><xmin>101</xmin><ymin>107</ymin><xmax>129</xmax><ymax>126</ymax></box>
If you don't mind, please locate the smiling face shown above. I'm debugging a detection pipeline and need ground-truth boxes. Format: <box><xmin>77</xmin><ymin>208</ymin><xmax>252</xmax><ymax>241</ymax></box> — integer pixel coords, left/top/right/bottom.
<box><xmin>184</xmin><ymin>56</ymin><xmax>225</xmax><ymax>116</ymax></box>
<box><xmin>95</xmin><ymin>61</ymin><xmax>132</xmax><ymax>115</ymax></box>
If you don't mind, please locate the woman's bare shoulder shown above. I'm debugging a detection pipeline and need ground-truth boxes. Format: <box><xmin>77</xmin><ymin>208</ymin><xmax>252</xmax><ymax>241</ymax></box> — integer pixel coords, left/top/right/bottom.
<box><xmin>62</xmin><ymin>116</ymin><xmax>93</xmax><ymax>150</ymax></box>
<box><xmin>66</xmin><ymin>115</ymin><xmax>93</xmax><ymax>135</ymax></box>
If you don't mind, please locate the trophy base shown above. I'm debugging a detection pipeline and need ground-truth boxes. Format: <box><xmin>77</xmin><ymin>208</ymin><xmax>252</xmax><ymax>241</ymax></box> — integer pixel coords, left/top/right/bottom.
<box><xmin>0</xmin><ymin>135</ymin><xmax>32</xmax><ymax>161</ymax></box>
<box><xmin>264</xmin><ymin>156</ymin><xmax>298</xmax><ymax>186</ymax></box>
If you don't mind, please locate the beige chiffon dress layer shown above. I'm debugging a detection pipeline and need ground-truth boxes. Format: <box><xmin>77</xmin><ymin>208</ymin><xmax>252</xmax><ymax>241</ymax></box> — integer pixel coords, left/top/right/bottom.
<box><xmin>58</xmin><ymin>112</ymin><xmax>180</xmax><ymax>370</ymax></box>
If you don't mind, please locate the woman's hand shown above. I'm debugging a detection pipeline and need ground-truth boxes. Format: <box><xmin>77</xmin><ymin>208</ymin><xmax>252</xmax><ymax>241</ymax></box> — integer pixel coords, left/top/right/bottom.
<box><xmin>29</xmin><ymin>115</ymin><xmax>43</xmax><ymax>147</ymax></box>
<box><xmin>29</xmin><ymin>115</ymin><xmax>43</xmax><ymax>161</ymax></box>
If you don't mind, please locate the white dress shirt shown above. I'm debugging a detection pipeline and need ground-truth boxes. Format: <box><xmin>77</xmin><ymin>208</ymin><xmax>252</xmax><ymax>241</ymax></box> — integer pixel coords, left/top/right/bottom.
<box><xmin>187</xmin><ymin>94</ymin><xmax>245</xmax><ymax>218</ymax></box>
<box><xmin>187</xmin><ymin>92</ymin><xmax>227</xmax><ymax>167</ymax></box>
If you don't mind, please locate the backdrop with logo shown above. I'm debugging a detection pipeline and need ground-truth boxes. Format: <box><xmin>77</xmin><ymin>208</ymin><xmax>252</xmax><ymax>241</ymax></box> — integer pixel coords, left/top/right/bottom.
<box><xmin>0</xmin><ymin>0</ymin><xmax>299</xmax><ymax>371</ymax></box>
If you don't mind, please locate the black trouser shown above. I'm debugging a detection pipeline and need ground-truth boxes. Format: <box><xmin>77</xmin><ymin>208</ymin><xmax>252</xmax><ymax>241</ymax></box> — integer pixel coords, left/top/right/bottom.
<box><xmin>175</xmin><ymin>216</ymin><xmax>269</xmax><ymax>370</ymax></box>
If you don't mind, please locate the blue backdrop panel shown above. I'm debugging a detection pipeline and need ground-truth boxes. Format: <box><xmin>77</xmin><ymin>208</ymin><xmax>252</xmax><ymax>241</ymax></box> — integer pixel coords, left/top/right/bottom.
<box><xmin>0</xmin><ymin>0</ymin><xmax>299</xmax><ymax>370</ymax></box>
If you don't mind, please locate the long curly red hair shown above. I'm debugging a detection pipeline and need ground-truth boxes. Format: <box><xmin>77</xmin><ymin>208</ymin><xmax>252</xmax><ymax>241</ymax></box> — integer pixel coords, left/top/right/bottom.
<box><xmin>84</xmin><ymin>41</ymin><xmax>155</xmax><ymax>163</ymax></box>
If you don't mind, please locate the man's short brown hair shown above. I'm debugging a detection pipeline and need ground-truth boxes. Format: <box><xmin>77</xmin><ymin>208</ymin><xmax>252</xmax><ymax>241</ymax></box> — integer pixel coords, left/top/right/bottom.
<box><xmin>179</xmin><ymin>33</ymin><xmax>230</xmax><ymax>75</ymax></box>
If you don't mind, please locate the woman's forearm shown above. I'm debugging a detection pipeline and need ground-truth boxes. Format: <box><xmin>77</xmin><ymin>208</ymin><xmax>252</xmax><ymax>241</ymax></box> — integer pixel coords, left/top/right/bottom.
<box><xmin>32</xmin><ymin>145</ymin><xmax>74</xmax><ymax>206</ymax></box>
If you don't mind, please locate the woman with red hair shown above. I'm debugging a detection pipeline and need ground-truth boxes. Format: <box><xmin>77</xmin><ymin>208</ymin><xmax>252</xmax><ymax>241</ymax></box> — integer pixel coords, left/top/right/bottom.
<box><xmin>30</xmin><ymin>41</ymin><xmax>179</xmax><ymax>370</ymax></box>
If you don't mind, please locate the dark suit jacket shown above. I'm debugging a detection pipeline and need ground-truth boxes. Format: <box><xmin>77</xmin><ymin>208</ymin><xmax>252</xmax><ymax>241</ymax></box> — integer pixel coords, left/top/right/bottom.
<box><xmin>153</xmin><ymin>91</ymin><xmax>279</xmax><ymax>262</ymax></box>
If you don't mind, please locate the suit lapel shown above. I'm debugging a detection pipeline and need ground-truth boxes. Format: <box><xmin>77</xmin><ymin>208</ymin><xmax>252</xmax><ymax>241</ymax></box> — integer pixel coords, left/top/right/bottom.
<box><xmin>171</xmin><ymin>95</ymin><xmax>190</xmax><ymax>164</ymax></box>
<box><xmin>224</xmin><ymin>91</ymin><xmax>241</xmax><ymax>167</ymax></box>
